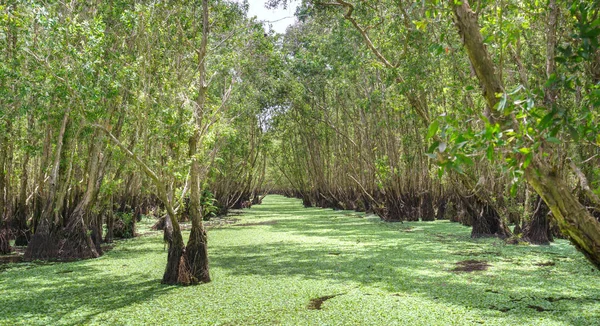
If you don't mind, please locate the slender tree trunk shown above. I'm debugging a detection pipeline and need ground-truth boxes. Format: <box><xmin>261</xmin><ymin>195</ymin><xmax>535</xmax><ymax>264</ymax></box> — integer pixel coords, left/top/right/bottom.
<box><xmin>95</xmin><ymin>124</ymin><xmax>189</xmax><ymax>284</ymax></box>
<box><xmin>14</xmin><ymin>148</ymin><xmax>31</xmax><ymax>246</ymax></box>
<box><xmin>0</xmin><ymin>120</ymin><xmax>10</xmax><ymax>254</ymax></box>
<box><xmin>25</xmin><ymin>109</ymin><xmax>70</xmax><ymax>260</ymax></box>
<box><xmin>183</xmin><ymin>0</ymin><xmax>211</xmax><ymax>284</ymax></box>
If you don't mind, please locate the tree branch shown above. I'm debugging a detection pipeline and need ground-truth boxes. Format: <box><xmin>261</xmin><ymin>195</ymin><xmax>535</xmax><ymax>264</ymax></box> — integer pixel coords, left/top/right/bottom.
<box><xmin>332</xmin><ymin>0</ymin><xmax>397</xmax><ymax>69</ymax></box>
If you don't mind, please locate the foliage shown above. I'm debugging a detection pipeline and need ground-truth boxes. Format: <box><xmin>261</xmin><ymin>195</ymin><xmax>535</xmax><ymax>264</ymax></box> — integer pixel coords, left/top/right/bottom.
<box><xmin>200</xmin><ymin>189</ymin><xmax>218</xmax><ymax>221</ymax></box>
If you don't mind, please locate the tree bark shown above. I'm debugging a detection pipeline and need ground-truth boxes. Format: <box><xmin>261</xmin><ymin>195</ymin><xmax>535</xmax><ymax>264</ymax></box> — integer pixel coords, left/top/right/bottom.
<box><xmin>450</xmin><ymin>0</ymin><xmax>504</xmax><ymax>122</ymax></box>
<box><xmin>522</xmin><ymin>195</ymin><xmax>552</xmax><ymax>245</ymax></box>
<box><xmin>183</xmin><ymin>0</ymin><xmax>212</xmax><ymax>284</ymax></box>
<box><xmin>526</xmin><ymin>164</ymin><xmax>600</xmax><ymax>268</ymax></box>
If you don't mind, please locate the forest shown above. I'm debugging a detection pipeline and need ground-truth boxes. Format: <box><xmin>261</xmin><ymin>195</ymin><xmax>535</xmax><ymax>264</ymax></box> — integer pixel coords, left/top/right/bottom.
<box><xmin>1</xmin><ymin>0</ymin><xmax>599</xmax><ymax>324</ymax></box>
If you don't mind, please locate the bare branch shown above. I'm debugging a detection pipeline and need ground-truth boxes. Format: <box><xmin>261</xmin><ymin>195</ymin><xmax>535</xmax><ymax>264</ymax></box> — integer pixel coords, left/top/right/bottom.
<box><xmin>332</xmin><ymin>0</ymin><xmax>397</xmax><ymax>69</ymax></box>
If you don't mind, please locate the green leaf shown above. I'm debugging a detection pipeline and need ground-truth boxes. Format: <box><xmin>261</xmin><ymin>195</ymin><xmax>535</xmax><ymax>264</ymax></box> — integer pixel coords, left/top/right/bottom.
<box><xmin>545</xmin><ymin>136</ymin><xmax>560</xmax><ymax>144</ymax></box>
<box><xmin>457</xmin><ymin>154</ymin><xmax>474</xmax><ymax>165</ymax></box>
<box><xmin>523</xmin><ymin>153</ymin><xmax>532</xmax><ymax>169</ymax></box>
<box><xmin>539</xmin><ymin>111</ymin><xmax>555</xmax><ymax>129</ymax></box>
<box><xmin>486</xmin><ymin>145</ymin><xmax>494</xmax><ymax>161</ymax></box>
<box><xmin>427</xmin><ymin>121</ymin><xmax>439</xmax><ymax>140</ymax></box>
<box><xmin>518</xmin><ymin>147</ymin><xmax>531</xmax><ymax>154</ymax></box>
<box><xmin>437</xmin><ymin>166</ymin><xmax>445</xmax><ymax>178</ymax></box>
<box><xmin>510</xmin><ymin>182</ymin><xmax>519</xmax><ymax>197</ymax></box>
<box><xmin>567</xmin><ymin>125</ymin><xmax>580</xmax><ymax>141</ymax></box>
<box><xmin>428</xmin><ymin>141</ymin><xmax>440</xmax><ymax>153</ymax></box>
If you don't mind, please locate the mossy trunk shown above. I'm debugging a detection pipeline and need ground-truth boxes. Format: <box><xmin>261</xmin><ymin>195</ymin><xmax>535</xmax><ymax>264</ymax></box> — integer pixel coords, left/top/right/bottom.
<box><xmin>526</xmin><ymin>165</ymin><xmax>600</xmax><ymax>269</ymax></box>
<box><xmin>13</xmin><ymin>203</ymin><xmax>30</xmax><ymax>246</ymax></box>
<box><xmin>436</xmin><ymin>199</ymin><xmax>447</xmax><ymax>220</ymax></box>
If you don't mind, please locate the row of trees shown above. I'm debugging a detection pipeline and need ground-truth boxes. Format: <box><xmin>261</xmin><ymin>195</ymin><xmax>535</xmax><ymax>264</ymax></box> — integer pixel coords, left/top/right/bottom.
<box><xmin>0</xmin><ymin>0</ymin><xmax>272</xmax><ymax>284</ymax></box>
<box><xmin>1</xmin><ymin>0</ymin><xmax>599</xmax><ymax>285</ymax></box>
<box><xmin>267</xmin><ymin>0</ymin><xmax>600</xmax><ymax>267</ymax></box>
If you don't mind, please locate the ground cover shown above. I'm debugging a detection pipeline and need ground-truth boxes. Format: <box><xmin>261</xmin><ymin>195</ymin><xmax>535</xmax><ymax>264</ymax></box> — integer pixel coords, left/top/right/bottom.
<box><xmin>0</xmin><ymin>195</ymin><xmax>598</xmax><ymax>325</ymax></box>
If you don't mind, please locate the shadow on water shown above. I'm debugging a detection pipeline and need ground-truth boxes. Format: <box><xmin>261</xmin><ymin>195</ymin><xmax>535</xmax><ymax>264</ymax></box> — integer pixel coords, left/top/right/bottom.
<box><xmin>210</xmin><ymin>195</ymin><xmax>600</xmax><ymax>324</ymax></box>
<box><xmin>0</xmin><ymin>235</ymin><xmax>175</xmax><ymax>325</ymax></box>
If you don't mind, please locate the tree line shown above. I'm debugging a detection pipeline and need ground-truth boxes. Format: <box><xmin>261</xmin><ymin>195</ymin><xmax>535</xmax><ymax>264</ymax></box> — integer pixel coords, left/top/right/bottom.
<box><xmin>1</xmin><ymin>0</ymin><xmax>599</xmax><ymax>285</ymax></box>
<box><xmin>267</xmin><ymin>0</ymin><xmax>600</xmax><ymax>268</ymax></box>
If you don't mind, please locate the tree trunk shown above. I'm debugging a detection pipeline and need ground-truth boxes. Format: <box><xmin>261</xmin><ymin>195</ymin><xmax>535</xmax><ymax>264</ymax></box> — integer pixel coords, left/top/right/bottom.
<box><xmin>461</xmin><ymin>197</ymin><xmax>510</xmax><ymax>239</ymax></box>
<box><xmin>14</xmin><ymin>146</ymin><xmax>31</xmax><ymax>246</ymax></box>
<box><xmin>95</xmin><ymin>124</ymin><xmax>190</xmax><ymax>284</ymax></box>
<box><xmin>105</xmin><ymin>205</ymin><xmax>114</xmax><ymax>243</ymax></box>
<box><xmin>449</xmin><ymin>0</ymin><xmax>504</xmax><ymax>121</ymax></box>
<box><xmin>436</xmin><ymin>198</ymin><xmax>447</xmax><ymax>220</ymax></box>
<box><xmin>526</xmin><ymin>164</ymin><xmax>600</xmax><ymax>268</ymax></box>
<box><xmin>451</xmin><ymin>0</ymin><xmax>600</xmax><ymax>269</ymax></box>
<box><xmin>25</xmin><ymin>110</ymin><xmax>70</xmax><ymax>260</ymax></box>
<box><xmin>522</xmin><ymin>196</ymin><xmax>552</xmax><ymax>245</ymax></box>
<box><xmin>61</xmin><ymin>134</ymin><xmax>104</xmax><ymax>259</ymax></box>
<box><xmin>0</xmin><ymin>120</ymin><xmax>10</xmax><ymax>236</ymax></box>
<box><xmin>181</xmin><ymin>0</ymin><xmax>211</xmax><ymax>285</ymax></box>
<box><xmin>420</xmin><ymin>192</ymin><xmax>435</xmax><ymax>221</ymax></box>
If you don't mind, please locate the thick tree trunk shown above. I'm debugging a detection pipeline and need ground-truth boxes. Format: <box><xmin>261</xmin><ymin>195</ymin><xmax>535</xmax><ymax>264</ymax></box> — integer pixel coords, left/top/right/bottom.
<box><xmin>162</xmin><ymin>223</ymin><xmax>186</xmax><ymax>284</ymax></box>
<box><xmin>544</xmin><ymin>0</ymin><xmax>558</xmax><ymax>104</ymax></box>
<box><xmin>95</xmin><ymin>124</ymin><xmax>191</xmax><ymax>284</ymax></box>
<box><xmin>526</xmin><ymin>164</ymin><xmax>600</xmax><ymax>268</ymax></box>
<box><xmin>420</xmin><ymin>192</ymin><xmax>435</xmax><ymax>221</ymax></box>
<box><xmin>451</xmin><ymin>0</ymin><xmax>600</xmax><ymax>269</ymax></box>
<box><xmin>62</xmin><ymin>134</ymin><xmax>104</xmax><ymax>259</ymax></box>
<box><xmin>183</xmin><ymin>133</ymin><xmax>211</xmax><ymax>284</ymax></box>
<box><xmin>522</xmin><ymin>196</ymin><xmax>552</xmax><ymax>245</ymax></box>
<box><xmin>0</xmin><ymin>227</ymin><xmax>10</xmax><ymax>255</ymax></box>
<box><xmin>436</xmin><ymin>198</ymin><xmax>447</xmax><ymax>220</ymax></box>
<box><xmin>461</xmin><ymin>197</ymin><xmax>510</xmax><ymax>239</ymax></box>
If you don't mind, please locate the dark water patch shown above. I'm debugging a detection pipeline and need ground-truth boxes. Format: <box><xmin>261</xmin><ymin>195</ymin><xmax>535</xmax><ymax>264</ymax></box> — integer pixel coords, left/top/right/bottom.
<box><xmin>451</xmin><ymin>260</ymin><xmax>490</xmax><ymax>272</ymax></box>
<box><xmin>307</xmin><ymin>294</ymin><xmax>342</xmax><ymax>310</ymax></box>
<box><xmin>233</xmin><ymin>220</ymin><xmax>278</xmax><ymax>227</ymax></box>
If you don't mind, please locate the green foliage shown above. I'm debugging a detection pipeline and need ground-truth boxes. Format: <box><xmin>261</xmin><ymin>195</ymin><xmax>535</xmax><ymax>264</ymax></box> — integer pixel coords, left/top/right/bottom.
<box><xmin>200</xmin><ymin>189</ymin><xmax>218</xmax><ymax>220</ymax></box>
<box><xmin>113</xmin><ymin>212</ymin><xmax>135</xmax><ymax>239</ymax></box>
